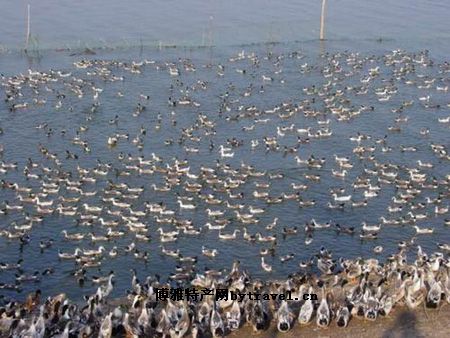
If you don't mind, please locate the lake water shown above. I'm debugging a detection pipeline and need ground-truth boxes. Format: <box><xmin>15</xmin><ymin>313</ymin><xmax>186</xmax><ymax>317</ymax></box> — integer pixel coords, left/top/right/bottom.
<box><xmin>1</xmin><ymin>0</ymin><xmax>450</xmax><ymax>52</ymax></box>
<box><xmin>0</xmin><ymin>1</ymin><xmax>449</xmax><ymax>303</ymax></box>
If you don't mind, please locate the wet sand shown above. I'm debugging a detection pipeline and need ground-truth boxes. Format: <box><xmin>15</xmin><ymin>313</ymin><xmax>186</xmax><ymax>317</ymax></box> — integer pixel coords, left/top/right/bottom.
<box><xmin>227</xmin><ymin>306</ymin><xmax>450</xmax><ymax>338</ymax></box>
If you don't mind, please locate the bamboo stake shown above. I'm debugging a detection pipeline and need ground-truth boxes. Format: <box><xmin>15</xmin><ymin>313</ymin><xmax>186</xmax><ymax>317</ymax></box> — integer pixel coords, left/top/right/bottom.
<box><xmin>320</xmin><ymin>0</ymin><xmax>327</xmax><ymax>41</ymax></box>
<box><xmin>25</xmin><ymin>4</ymin><xmax>31</xmax><ymax>50</ymax></box>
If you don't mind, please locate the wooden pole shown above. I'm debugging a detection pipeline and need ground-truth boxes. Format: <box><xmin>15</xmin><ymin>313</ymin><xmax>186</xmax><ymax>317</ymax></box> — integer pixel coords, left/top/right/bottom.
<box><xmin>25</xmin><ymin>4</ymin><xmax>31</xmax><ymax>50</ymax></box>
<box><xmin>320</xmin><ymin>0</ymin><xmax>327</xmax><ymax>41</ymax></box>
<box><xmin>208</xmin><ymin>15</ymin><xmax>213</xmax><ymax>47</ymax></box>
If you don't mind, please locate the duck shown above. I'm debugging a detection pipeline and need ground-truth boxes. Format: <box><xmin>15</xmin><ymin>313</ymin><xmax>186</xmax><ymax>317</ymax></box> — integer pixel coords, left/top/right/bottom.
<box><xmin>39</xmin><ymin>239</ymin><xmax>54</xmax><ymax>250</ymax></box>
<box><xmin>90</xmin><ymin>233</ymin><xmax>109</xmax><ymax>242</ymax></box>
<box><xmin>363</xmin><ymin>288</ymin><xmax>380</xmax><ymax>321</ymax></box>
<box><xmin>0</xmin><ymin>258</ymin><xmax>23</xmax><ymax>270</ymax></box>
<box><xmin>226</xmin><ymin>300</ymin><xmax>241</xmax><ymax>331</ymax></box>
<box><xmin>107</xmin><ymin>136</ymin><xmax>118</xmax><ymax>146</ymax></box>
<box><xmin>298</xmin><ymin>286</ymin><xmax>315</xmax><ymax>324</ymax></box>
<box><xmin>171</xmin><ymin>303</ymin><xmax>191</xmax><ymax>338</ymax></box>
<box><xmin>336</xmin><ymin>302</ymin><xmax>351</xmax><ymax>328</ymax></box>
<box><xmin>248</xmin><ymin>206</ymin><xmax>265</xmax><ymax>214</ymax></box>
<box><xmin>426</xmin><ymin>279</ymin><xmax>443</xmax><ymax>308</ymax></box>
<box><xmin>99</xmin><ymin>312</ymin><xmax>113</xmax><ymax>338</ymax></box>
<box><xmin>311</xmin><ymin>219</ymin><xmax>331</xmax><ymax>229</ymax></box>
<box><xmin>335</xmin><ymin>224</ymin><xmax>355</xmax><ymax>235</ymax></box>
<box><xmin>276</xmin><ymin>300</ymin><xmax>294</xmax><ymax>332</ymax></box>
<box><xmin>362</xmin><ymin>222</ymin><xmax>381</xmax><ymax>232</ymax></box>
<box><xmin>83</xmin><ymin>203</ymin><xmax>102</xmax><ymax>213</ymax></box>
<box><xmin>373</xmin><ymin>246</ymin><xmax>383</xmax><ymax>254</ymax></box>
<box><xmin>261</xmin><ymin>257</ymin><xmax>273</xmax><ymax>272</ymax></box>
<box><xmin>204</xmin><ymin>222</ymin><xmax>227</xmax><ymax>230</ymax></box>
<box><xmin>332</xmin><ymin>169</ymin><xmax>348</xmax><ymax>178</ymax></box>
<box><xmin>109</xmin><ymin>246</ymin><xmax>118</xmax><ymax>257</ymax></box>
<box><xmin>197</xmin><ymin>298</ymin><xmax>212</xmax><ymax>330</ymax></box>
<box><xmin>219</xmin><ymin>229</ymin><xmax>240</xmax><ymax>240</ymax></box>
<box><xmin>178</xmin><ymin>199</ymin><xmax>196</xmax><ymax>210</ymax></box>
<box><xmin>58</xmin><ymin>248</ymin><xmax>82</xmax><ymax>259</ymax></box>
<box><xmin>360</xmin><ymin>232</ymin><xmax>378</xmax><ymax>240</ymax></box>
<box><xmin>249</xmin><ymin>299</ymin><xmax>270</xmax><ymax>332</ymax></box>
<box><xmin>414</xmin><ymin>225</ymin><xmax>434</xmax><ymax>234</ymax></box>
<box><xmin>92</xmin><ymin>271</ymin><xmax>115</xmax><ymax>284</ymax></box>
<box><xmin>345</xmin><ymin>260</ymin><xmax>362</xmax><ymax>280</ymax></box>
<box><xmin>435</xmin><ymin>205</ymin><xmax>449</xmax><ymax>214</ymax></box>
<box><xmin>265</xmin><ymin>218</ymin><xmax>278</xmax><ymax>230</ymax></box>
<box><xmin>280</xmin><ymin>253</ymin><xmax>295</xmax><ymax>262</ymax></box>
<box><xmin>333</xmin><ymin>193</ymin><xmax>352</xmax><ymax>202</ymax></box>
<box><xmin>256</xmin><ymin>233</ymin><xmax>277</xmax><ymax>242</ymax></box>
<box><xmin>437</xmin><ymin>243</ymin><xmax>450</xmax><ymax>252</ymax></box>
<box><xmin>83</xmin><ymin>246</ymin><xmax>106</xmax><ymax>256</ymax></box>
<box><xmin>156</xmin><ymin>308</ymin><xmax>171</xmax><ymax>336</ymax></box>
<box><xmin>210</xmin><ymin>302</ymin><xmax>225</xmax><ymax>338</ymax></box>
<box><xmin>107</xmin><ymin>228</ymin><xmax>125</xmax><ymax>237</ymax></box>
<box><xmin>405</xmin><ymin>273</ymin><xmax>425</xmax><ymax>310</ymax></box>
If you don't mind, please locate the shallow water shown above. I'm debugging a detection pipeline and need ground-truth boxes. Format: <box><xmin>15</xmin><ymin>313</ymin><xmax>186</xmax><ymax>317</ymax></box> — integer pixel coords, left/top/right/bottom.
<box><xmin>0</xmin><ymin>1</ymin><xmax>450</xmax><ymax>303</ymax></box>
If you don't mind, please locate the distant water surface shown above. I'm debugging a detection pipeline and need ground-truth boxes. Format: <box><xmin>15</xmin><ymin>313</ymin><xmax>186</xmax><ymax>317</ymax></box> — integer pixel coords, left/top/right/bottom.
<box><xmin>1</xmin><ymin>0</ymin><xmax>450</xmax><ymax>50</ymax></box>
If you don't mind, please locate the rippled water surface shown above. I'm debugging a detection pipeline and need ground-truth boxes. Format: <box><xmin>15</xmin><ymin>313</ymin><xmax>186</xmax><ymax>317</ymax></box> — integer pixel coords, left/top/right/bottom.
<box><xmin>1</xmin><ymin>0</ymin><xmax>450</xmax><ymax>50</ymax></box>
<box><xmin>0</xmin><ymin>1</ymin><xmax>450</xmax><ymax>302</ymax></box>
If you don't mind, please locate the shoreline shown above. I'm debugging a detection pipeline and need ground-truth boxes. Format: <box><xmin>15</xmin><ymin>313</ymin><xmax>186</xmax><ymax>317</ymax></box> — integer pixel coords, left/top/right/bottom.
<box><xmin>2</xmin><ymin>292</ymin><xmax>449</xmax><ymax>338</ymax></box>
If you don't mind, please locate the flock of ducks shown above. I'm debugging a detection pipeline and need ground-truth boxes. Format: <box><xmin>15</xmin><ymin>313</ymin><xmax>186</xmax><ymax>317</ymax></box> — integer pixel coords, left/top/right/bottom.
<box><xmin>1</xmin><ymin>251</ymin><xmax>450</xmax><ymax>337</ymax></box>
<box><xmin>0</xmin><ymin>46</ymin><xmax>450</xmax><ymax>336</ymax></box>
